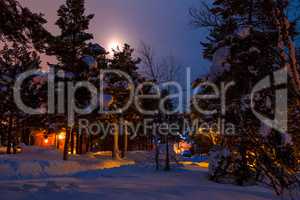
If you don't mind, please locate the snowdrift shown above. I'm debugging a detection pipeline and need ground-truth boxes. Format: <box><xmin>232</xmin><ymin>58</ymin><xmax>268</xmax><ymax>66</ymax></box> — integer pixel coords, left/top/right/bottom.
<box><xmin>0</xmin><ymin>145</ymin><xmax>134</xmax><ymax>180</ymax></box>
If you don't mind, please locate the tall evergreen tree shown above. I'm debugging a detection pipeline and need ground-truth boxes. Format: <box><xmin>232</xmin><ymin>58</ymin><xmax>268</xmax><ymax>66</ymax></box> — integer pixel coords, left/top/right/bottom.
<box><xmin>106</xmin><ymin>44</ymin><xmax>142</xmax><ymax>160</ymax></box>
<box><xmin>48</xmin><ymin>0</ymin><xmax>94</xmax><ymax>72</ymax></box>
<box><xmin>0</xmin><ymin>43</ymin><xmax>41</xmax><ymax>154</ymax></box>
<box><xmin>191</xmin><ymin>0</ymin><xmax>299</xmax><ymax>195</ymax></box>
<box><xmin>0</xmin><ymin>0</ymin><xmax>49</xmax><ymax>50</ymax></box>
<box><xmin>47</xmin><ymin>0</ymin><xmax>95</xmax><ymax>160</ymax></box>
<box><xmin>0</xmin><ymin>0</ymin><xmax>49</xmax><ymax>152</ymax></box>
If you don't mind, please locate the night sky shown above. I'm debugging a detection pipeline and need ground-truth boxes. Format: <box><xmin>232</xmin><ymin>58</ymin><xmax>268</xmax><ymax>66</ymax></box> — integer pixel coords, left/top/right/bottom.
<box><xmin>19</xmin><ymin>0</ymin><xmax>210</xmax><ymax>81</ymax></box>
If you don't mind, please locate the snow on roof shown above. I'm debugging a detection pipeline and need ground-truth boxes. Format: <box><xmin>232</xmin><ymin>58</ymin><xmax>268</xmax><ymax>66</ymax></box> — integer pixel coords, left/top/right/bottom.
<box><xmin>81</xmin><ymin>55</ymin><xmax>97</xmax><ymax>69</ymax></box>
<box><xmin>88</xmin><ymin>43</ymin><xmax>106</xmax><ymax>55</ymax></box>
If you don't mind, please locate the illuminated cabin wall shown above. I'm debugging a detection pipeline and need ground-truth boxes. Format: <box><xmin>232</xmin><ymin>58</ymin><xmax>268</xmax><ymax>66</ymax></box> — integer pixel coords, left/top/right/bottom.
<box><xmin>32</xmin><ymin>131</ymin><xmax>57</xmax><ymax>149</ymax></box>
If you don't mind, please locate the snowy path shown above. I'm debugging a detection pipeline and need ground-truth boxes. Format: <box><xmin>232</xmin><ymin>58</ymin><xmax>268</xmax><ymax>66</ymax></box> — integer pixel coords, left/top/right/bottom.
<box><xmin>0</xmin><ymin>164</ymin><xmax>280</xmax><ymax>200</ymax></box>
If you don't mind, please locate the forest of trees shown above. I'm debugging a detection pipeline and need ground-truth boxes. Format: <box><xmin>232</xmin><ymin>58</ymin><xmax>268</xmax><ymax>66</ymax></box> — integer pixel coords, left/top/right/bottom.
<box><xmin>0</xmin><ymin>0</ymin><xmax>181</xmax><ymax>171</ymax></box>
<box><xmin>0</xmin><ymin>0</ymin><xmax>299</xmax><ymax>197</ymax></box>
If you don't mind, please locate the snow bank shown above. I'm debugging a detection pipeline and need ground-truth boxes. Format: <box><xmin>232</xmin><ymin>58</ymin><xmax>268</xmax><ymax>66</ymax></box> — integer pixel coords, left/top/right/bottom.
<box><xmin>179</xmin><ymin>155</ymin><xmax>209</xmax><ymax>169</ymax></box>
<box><xmin>0</xmin><ymin>149</ymin><xmax>295</xmax><ymax>200</ymax></box>
<box><xmin>0</xmin><ymin>146</ymin><xmax>134</xmax><ymax>180</ymax></box>
<box><xmin>88</xmin><ymin>43</ymin><xmax>106</xmax><ymax>54</ymax></box>
<box><xmin>0</xmin><ymin>157</ymin><xmax>285</xmax><ymax>200</ymax></box>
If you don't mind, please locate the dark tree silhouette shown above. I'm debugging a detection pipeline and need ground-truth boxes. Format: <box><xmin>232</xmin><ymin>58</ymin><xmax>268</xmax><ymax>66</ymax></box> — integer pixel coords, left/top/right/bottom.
<box><xmin>191</xmin><ymin>0</ymin><xmax>299</xmax><ymax>196</ymax></box>
<box><xmin>47</xmin><ymin>0</ymin><xmax>95</xmax><ymax>160</ymax></box>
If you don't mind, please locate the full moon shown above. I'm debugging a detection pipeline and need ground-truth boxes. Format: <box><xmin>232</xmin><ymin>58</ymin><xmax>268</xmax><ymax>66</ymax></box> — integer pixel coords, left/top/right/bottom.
<box><xmin>107</xmin><ymin>39</ymin><xmax>123</xmax><ymax>54</ymax></box>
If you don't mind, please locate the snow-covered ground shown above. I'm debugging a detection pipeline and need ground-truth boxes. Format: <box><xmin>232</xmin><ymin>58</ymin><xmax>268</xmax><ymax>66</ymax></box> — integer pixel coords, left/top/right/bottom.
<box><xmin>0</xmin><ymin>145</ymin><xmax>134</xmax><ymax>180</ymax></box>
<box><xmin>0</xmin><ymin>146</ymin><xmax>292</xmax><ymax>200</ymax></box>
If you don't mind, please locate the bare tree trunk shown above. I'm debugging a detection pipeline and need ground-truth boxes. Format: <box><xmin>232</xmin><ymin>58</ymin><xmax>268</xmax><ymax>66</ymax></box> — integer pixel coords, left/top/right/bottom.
<box><xmin>89</xmin><ymin>134</ymin><xmax>93</xmax><ymax>152</ymax></box>
<box><xmin>70</xmin><ymin>127</ymin><xmax>75</xmax><ymax>154</ymax></box>
<box><xmin>121</xmin><ymin>124</ymin><xmax>128</xmax><ymax>158</ymax></box>
<box><xmin>63</xmin><ymin>127</ymin><xmax>71</xmax><ymax>161</ymax></box>
<box><xmin>0</xmin><ymin>126</ymin><xmax>4</xmax><ymax>146</ymax></box>
<box><xmin>85</xmin><ymin>134</ymin><xmax>89</xmax><ymax>153</ymax></box>
<box><xmin>112</xmin><ymin>124</ymin><xmax>121</xmax><ymax>160</ymax></box>
<box><xmin>286</xmin><ymin>37</ymin><xmax>300</xmax><ymax>92</ymax></box>
<box><xmin>12</xmin><ymin>140</ymin><xmax>17</xmax><ymax>154</ymax></box>
<box><xmin>155</xmin><ymin>137</ymin><xmax>160</xmax><ymax>170</ymax></box>
<box><xmin>78</xmin><ymin>129</ymin><xmax>84</xmax><ymax>154</ymax></box>
<box><xmin>76</xmin><ymin>127</ymin><xmax>80</xmax><ymax>154</ymax></box>
<box><xmin>6</xmin><ymin>115</ymin><xmax>13</xmax><ymax>154</ymax></box>
<box><xmin>13</xmin><ymin>118</ymin><xmax>21</xmax><ymax>154</ymax></box>
<box><xmin>275</xmin><ymin>6</ymin><xmax>300</xmax><ymax>95</ymax></box>
<box><xmin>237</xmin><ymin>139</ymin><xmax>247</xmax><ymax>186</ymax></box>
<box><xmin>164</xmin><ymin>134</ymin><xmax>170</xmax><ymax>171</ymax></box>
<box><xmin>86</xmin><ymin>134</ymin><xmax>92</xmax><ymax>153</ymax></box>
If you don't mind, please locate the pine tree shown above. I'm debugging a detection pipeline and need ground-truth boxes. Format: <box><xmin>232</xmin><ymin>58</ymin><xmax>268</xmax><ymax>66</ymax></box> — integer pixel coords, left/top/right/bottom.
<box><xmin>48</xmin><ymin>0</ymin><xmax>94</xmax><ymax>72</ymax></box>
<box><xmin>191</xmin><ymin>0</ymin><xmax>299</xmax><ymax>195</ymax></box>
<box><xmin>0</xmin><ymin>43</ymin><xmax>41</xmax><ymax>154</ymax></box>
<box><xmin>79</xmin><ymin>42</ymin><xmax>107</xmax><ymax>153</ymax></box>
<box><xmin>0</xmin><ymin>0</ymin><xmax>49</xmax><ymax>50</ymax></box>
<box><xmin>106</xmin><ymin>44</ymin><xmax>142</xmax><ymax>160</ymax></box>
<box><xmin>0</xmin><ymin>0</ymin><xmax>49</xmax><ymax>153</ymax></box>
<box><xmin>47</xmin><ymin>0</ymin><xmax>95</xmax><ymax>160</ymax></box>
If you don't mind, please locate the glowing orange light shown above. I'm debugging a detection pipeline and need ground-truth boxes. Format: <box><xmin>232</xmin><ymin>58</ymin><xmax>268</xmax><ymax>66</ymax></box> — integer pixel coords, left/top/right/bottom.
<box><xmin>58</xmin><ymin>132</ymin><xmax>65</xmax><ymax>140</ymax></box>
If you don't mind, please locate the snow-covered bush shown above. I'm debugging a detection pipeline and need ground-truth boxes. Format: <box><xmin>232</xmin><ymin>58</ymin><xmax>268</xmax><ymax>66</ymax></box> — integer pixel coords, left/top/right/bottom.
<box><xmin>208</xmin><ymin>146</ymin><xmax>231</xmax><ymax>181</ymax></box>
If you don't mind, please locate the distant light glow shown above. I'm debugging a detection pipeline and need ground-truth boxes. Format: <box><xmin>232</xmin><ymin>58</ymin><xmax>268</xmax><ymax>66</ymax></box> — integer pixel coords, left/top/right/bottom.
<box><xmin>107</xmin><ymin>39</ymin><xmax>123</xmax><ymax>54</ymax></box>
<box><xmin>44</xmin><ymin>138</ymin><xmax>49</xmax><ymax>144</ymax></box>
<box><xmin>58</xmin><ymin>132</ymin><xmax>65</xmax><ymax>140</ymax></box>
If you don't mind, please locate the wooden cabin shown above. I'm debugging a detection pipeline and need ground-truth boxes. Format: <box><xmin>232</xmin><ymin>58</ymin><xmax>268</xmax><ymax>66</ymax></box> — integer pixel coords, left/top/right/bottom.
<box><xmin>31</xmin><ymin>128</ymin><xmax>153</xmax><ymax>154</ymax></box>
<box><xmin>31</xmin><ymin>130</ymin><xmax>66</xmax><ymax>151</ymax></box>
